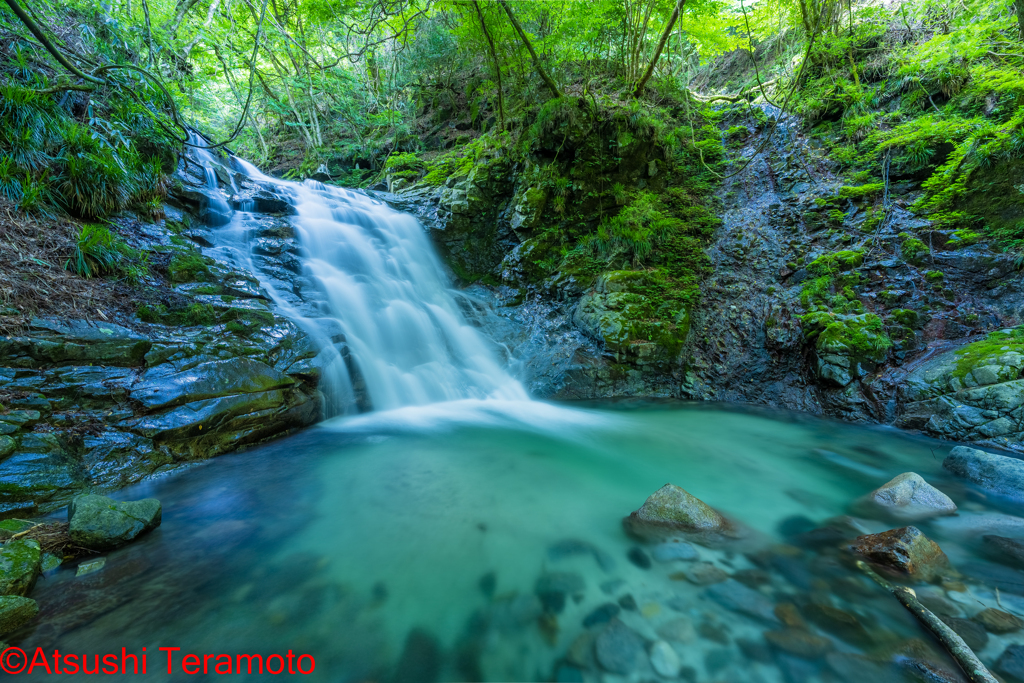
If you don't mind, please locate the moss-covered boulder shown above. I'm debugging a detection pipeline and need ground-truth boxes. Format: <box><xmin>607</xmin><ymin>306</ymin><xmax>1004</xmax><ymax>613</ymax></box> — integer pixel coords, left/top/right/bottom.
<box><xmin>0</xmin><ymin>539</ymin><xmax>42</xmax><ymax>596</ymax></box>
<box><xmin>0</xmin><ymin>595</ymin><xmax>37</xmax><ymax>637</ymax></box>
<box><xmin>573</xmin><ymin>272</ymin><xmax>690</xmax><ymax>362</ymax></box>
<box><xmin>623</xmin><ymin>483</ymin><xmax>735</xmax><ymax>543</ymax></box>
<box><xmin>68</xmin><ymin>494</ymin><xmax>162</xmax><ymax>551</ymax></box>
<box><xmin>897</xmin><ymin>327</ymin><xmax>1024</xmax><ymax>452</ymax></box>
<box><xmin>801</xmin><ymin>313</ymin><xmax>892</xmax><ymax>387</ymax></box>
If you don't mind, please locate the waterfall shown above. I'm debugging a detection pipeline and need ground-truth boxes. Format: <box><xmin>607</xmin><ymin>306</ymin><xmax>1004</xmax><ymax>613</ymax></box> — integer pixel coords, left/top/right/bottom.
<box><xmin>188</xmin><ymin>140</ymin><xmax>528</xmax><ymax>414</ymax></box>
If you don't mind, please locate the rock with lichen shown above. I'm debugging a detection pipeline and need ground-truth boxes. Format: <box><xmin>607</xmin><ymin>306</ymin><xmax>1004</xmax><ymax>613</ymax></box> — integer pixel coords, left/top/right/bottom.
<box><xmin>853</xmin><ymin>472</ymin><xmax>957</xmax><ymax>521</ymax></box>
<box><xmin>623</xmin><ymin>483</ymin><xmax>735</xmax><ymax>542</ymax></box>
<box><xmin>849</xmin><ymin>526</ymin><xmax>952</xmax><ymax>582</ymax></box>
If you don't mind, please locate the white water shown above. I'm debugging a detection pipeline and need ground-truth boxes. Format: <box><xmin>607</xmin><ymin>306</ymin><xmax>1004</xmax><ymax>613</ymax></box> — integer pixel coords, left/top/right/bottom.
<box><xmin>192</xmin><ymin>143</ymin><xmax>528</xmax><ymax>413</ymax></box>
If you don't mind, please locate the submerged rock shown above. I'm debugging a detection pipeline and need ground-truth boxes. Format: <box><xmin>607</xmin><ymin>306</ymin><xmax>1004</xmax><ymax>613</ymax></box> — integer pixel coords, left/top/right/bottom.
<box><xmin>996</xmin><ymin>644</ymin><xmax>1024</xmax><ymax>683</ymax></box>
<box><xmin>764</xmin><ymin>628</ymin><xmax>833</xmax><ymax>659</ymax></box>
<box><xmin>651</xmin><ymin>540</ymin><xmax>699</xmax><ymax>562</ymax></box>
<box><xmin>0</xmin><ymin>595</ymin><xmax>37</xmax><ymax>636</ymax></box>
<box><xmin>974</xmin><ymin>608</ymin><xmax>1024</xmax><ymax>633</ymax></box>
<box><xmin>594</xmin><ymin>619</ymin><xmax>645</xmax><ymax>675</ymax></box>
<box><xmin>68</xmin><ymin>494</ymin><xmax>162</xmax><ymax>551</ymax></box>
<box><xmin>854</xmin><ymin>472</ymin><xmax>956</xmax><ymax>521</ymax></box>
<box><xmin>944</xmin><ymin>446</ymin><xmax>1024</xmax><ymax>499</ymax></box>
<box><xmin>648</xmin><ymin>640</ymin><xmax>680</xmax><ymax>677</ymax></box>
<box><xmin>534</xmin><ymin>572</ymin><xmax>585</xmax><ymax>614</ymax></box>
<box><xmin>705</xmin><ymin>579</ymin><xmax>779</xmax><ymax>623</ymax></box>
<box><xmin>0</xmin><ymin>539</ymin><xmax>41</xmax><ymax>596</ymax></box>
<box><xmin>983</xmin><ymin>535</ymin><xmax>1024</xmax><ymax>569</ymax></box>
<box><xmin>623</xmin><ymin>483</ymin><xmax>734</xmax><ymax>542</ymax></box>
<box><xmin>391</xmin><ymin>628</ymin><xmax>442</xmax><ymax>683</ymax></box>
<box><xmin>849</xmin><ymin>526</ymin><xmax>952</xmax><ymax>581</ymax></box>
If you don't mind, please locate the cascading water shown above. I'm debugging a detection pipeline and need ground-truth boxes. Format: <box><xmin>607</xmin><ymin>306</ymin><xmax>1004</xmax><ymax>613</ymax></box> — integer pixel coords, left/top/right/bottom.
<box><xmin>191</xmin><ymin>142</ymin><xmax>528</xmax><ymax>414</ymax></box>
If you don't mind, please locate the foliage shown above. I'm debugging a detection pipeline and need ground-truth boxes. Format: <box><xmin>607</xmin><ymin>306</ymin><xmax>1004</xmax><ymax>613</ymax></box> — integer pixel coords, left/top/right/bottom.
<box><xmin>65</xmin><ymin>224</ymin><xmax>148</xmax><ymax>284</ymax></box>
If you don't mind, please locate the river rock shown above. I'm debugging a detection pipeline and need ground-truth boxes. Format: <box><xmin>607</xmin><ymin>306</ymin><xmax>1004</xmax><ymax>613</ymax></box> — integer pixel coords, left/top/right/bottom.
<box><xmin>656</xmin><ymin>617</ymin><xmax>695</xmax><ymax>643</ymax></box>
<box><xmin>651</xmin><ymin>540</ymin><xmax>699</xmax><ymax>562</ymax></box>
<box><xmin>996</xmin><ymin>644</ymin><xmax>1024</xmax><ymax>683</ymax></box>
<box><xmin>943</xmin><ymin>446</ymin><xmax>1024</xmax><ymax>499</ymax></box>
<box><xmin>983</xmin><ymin>535</ymin><xmax>1024</xmax><ymax>569</ymax></box>
<box><xmin>974</xmin><ymin>608</ymin><xmax>1024</xmax><ymax>633</ymax></box>
<box><xmin>582</xmin><ymin>603</ymin><xmax>620</xmax><ymax>628</ymax></box>
<box><xmin>0</xmin><ymin>539</ymin><xmax>41</xmax><ymax>596</ymax></box>
<box><xmin>705</xmin><ymin>579</ymin><xmax>779</xmax><ymax>623</ymax></box>
<box><xmin>534</xmin><ymin>572</ymin><xmax>585</xmax><ymax>614</ymax></box>
<box><xmin>848</xmin><ymin>526</ymin><xmax>952</xmax><ymax>581</ymax></box>
<box><xmin>0</xmin><ymin>595</ymin><xmax>37</xmax><ymax>636</ymax></box>
<box><xmin>684</xmin><ymin>561</ymin><xmax>728</xmax><ymax>585</ymax></box>
<box><xmin>801</xmin><ymin>604</ymin><xmax>871</xmax><ymax>646</ymax></box>
<box><xmin>594</xmin><ymin>619</ymin><xmax>645</xmax><ymax>675</ymax></box>
<box><xmin>854</xmin><ymin>472</ymin><xmax>956</xmax><ymax>521</ymax></box>
<box><xmin>623</xmin><ymin>484</ymin><xmax>733</xmax><ymax>542</ymax></box>
<box><xmin>68</xmin><ymin>494</ymin><xmax>162</xmax><ymax>551</ymax></box>
<box><xmin>763</xmin><ymin>628</ymin><xmax>834</xmax><ymax>659</ymax></box>
<box><xmin>648</xmin><ymin>640</ymin><xmax>680</xmax><ymax>677</ymax></box>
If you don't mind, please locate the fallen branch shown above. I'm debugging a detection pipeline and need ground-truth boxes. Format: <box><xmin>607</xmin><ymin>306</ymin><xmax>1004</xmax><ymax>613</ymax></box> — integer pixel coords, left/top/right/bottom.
<box><xmin>692</xmin><ymin>79</ymin><xmax>779</xmax><ymax>103</ymax></box>
<box><xmin>857</xmin><ymin>561</ymin><xmax>998</xmax><ymax>683</ymax></box>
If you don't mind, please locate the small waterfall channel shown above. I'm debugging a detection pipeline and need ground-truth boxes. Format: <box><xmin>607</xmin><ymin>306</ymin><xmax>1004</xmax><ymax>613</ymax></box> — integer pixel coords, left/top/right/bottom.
<box><xmin>185</xmin><ymin>134</ymin><xmax>528</xmax><ymax>415</ymax></box>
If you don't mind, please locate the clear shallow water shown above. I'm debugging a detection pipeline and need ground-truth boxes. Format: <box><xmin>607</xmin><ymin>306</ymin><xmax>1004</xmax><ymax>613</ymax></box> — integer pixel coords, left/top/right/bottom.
<box><xmin>17</xmin><ymin>401</ymin><xmax>1024</xmax><ymax>682</ymax></box>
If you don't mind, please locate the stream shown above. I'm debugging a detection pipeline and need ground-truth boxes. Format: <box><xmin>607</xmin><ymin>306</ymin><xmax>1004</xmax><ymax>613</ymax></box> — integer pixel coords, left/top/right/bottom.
<box><xmin>14</xmin><ymin>149</ymin><xmax>1024</xmax><ymax>682</ymax></box>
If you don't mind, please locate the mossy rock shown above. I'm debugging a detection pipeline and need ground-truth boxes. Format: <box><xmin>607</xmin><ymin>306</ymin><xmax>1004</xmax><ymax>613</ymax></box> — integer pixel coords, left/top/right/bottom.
<box><xmin>0</xmin><ymin>539</ymin><xmax>42</xmax><ymax>596</ymax></box>
<box><xmin>68</xmin><ymin>494</ymin><xmax>162</xmax><ymax>551</ymax></box>
<box><xmin>951</xmin><ymin>327</ymin><xmax>1024</xmax><ymax>385</ymax></box>
<box><xmin>806</xmin><ymin>250</ymin><xmax>864</xmax><ymax>276</ymax></box>
<box><xmin>0</xmin><ymin>595</ymin><xmax>37</xmax><ymax>637</ymax></box>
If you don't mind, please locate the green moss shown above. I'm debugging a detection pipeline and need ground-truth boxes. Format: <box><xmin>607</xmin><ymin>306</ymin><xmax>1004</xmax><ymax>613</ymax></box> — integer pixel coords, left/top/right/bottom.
<box><xmin>898</xmin><ymin>234</ymin><xmax>930</xmax><ymax>264</ymax></box>
<box><xmin>891</xmin><ymin>308</ymin><xmax>921</xmax><ymax>328</ymax></box>
<box><xmin>801</xmin><ymin>312</ymin><xmax>892</xmax><ymax>361</ymax></box>
<box><xmin>951</xmin><ymin>327</ymin><xmax>1024</xmax><ymax>381</ymax></box>
<box><xmin>806</xmin><ymin>250</ymin><xmax>864</xmax><ymax>276</ymax></box>
<box><xmin>837</xmin><ymin>183</ymin><xmax>884</xmax><ymax>200</ymax></box>
<box><xmin>925</xmin><ymin>270</ymin><xmax>945</xmax><ymax>283</ymax></box>
<box><xmin>168</xmin><ymin>250</ymin><xmax>212</xmax><ymax>282</ymax></box>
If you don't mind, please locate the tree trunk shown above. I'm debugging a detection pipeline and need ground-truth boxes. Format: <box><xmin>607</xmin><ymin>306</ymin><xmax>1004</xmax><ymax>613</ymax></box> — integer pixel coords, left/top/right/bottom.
<box><xmin>472</xmin><ymin>0</ymin><xmax>505</xmax><ymax>131</ymax></box>
<box><xmin>164</xmin><ymin>0</ymin><xmax>203</xmax><ymax>39</ymax></box>
<box><xmin>497</xmin><ymin>0</ymin><xmax>561</xmax><ymax>99</ymax></box>
<box><xmin>1015</xmin><ymin>0</ymin><xmax>1024</xmax><ymax>40</ymax></box>
<box><xmin>631</xmin><ymin>0</ymin><xmax>687</xmax><ymax>97</ymax></box>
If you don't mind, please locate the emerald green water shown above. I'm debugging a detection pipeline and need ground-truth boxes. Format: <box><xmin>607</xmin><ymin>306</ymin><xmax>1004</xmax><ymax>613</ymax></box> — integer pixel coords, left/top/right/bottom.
<box><xmin>15</xmin><ymin>401</ymin><xmax>1024</xmax><ymax>681</ymax></box>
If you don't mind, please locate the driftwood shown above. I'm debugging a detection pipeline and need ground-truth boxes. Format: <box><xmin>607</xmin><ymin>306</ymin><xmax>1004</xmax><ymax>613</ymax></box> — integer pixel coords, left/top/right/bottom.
<box><xmin>857</xmin><ymin>561</ymin><xmax>998</xmax><ymax>683</ymax></box>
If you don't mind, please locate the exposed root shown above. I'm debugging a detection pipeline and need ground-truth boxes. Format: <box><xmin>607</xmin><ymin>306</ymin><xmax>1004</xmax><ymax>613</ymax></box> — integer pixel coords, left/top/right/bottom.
<box><xmin>9</xmin><ymin>521</ymin><xmax>98</xmax><ymax>560</ymax></box>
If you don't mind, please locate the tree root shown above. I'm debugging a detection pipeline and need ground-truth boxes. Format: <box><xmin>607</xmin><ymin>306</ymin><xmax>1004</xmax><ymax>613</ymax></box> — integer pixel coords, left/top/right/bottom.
<box><xmin>857</xmin><ymin>561</ymin><xmax>998</xmax><ymax>683</ymax></box>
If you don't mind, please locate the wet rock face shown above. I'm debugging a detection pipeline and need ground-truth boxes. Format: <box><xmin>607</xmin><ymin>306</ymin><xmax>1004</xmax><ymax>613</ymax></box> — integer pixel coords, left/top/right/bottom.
<box><xmin>68</xmin><ymin>494</ymin><xmax>162</xmax><ymax>551</ymax></box>
<box><xmin>623</xmin><ymin>484</ymin><xmax>733</xmax><ymax>542</ymax></box>
<box><xmin>849</xmin><ymin>526</ymin><xmax>952</xmax><ymax>581</ymax></box>
<box><xmin>898</xmin><ymin>342</ymin><xmax>1024</xmax><ymax>453</ymax></box>
<box><xmin>854</xmin><ymin>472</ymin><xmax>957</xmax><ymax>521</ymax></box>
<box><xmin>943</xmin><ymin>446</ymin><xmax>1024</xmax><ymax>500</ymax></box>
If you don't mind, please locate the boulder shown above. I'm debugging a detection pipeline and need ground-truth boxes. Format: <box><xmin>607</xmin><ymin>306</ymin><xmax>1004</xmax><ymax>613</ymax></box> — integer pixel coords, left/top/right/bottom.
<box><xmin>944</xmin><ymin>446</ymin><xmax>1024</xmax><ymax>499</ymax></box>
<box><xmin>0</xmin><ymin>595</ymin><xmax>37</xmax><ymax>636</ymax></box>
<box><xmin>68</xmin><ymin>494</ymin><xmax>162</xmax><ymax>551</ymax></box>
<box><xmin>854</xmin><ymin>472</ymin><xmax>956</xmax><ymax>521</ymax></box>
<box><xmin>849</xmin><ymin>526</ymin><xmax>952</xmax><ymax>581</ymax></box>
<box><xmin>0</xmin><ymin>539</ymin><xmax>41</xmax><ymax>596</ymax></box>
<box><xmin>974</xmin><ymin>608</ymin><xmax>1023</xmax><ymax>634</ymax></box>
<box><xmin>623</xmin><ymin>483</ymin><xmax>734</xmax><ymax>542</ymax></box>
